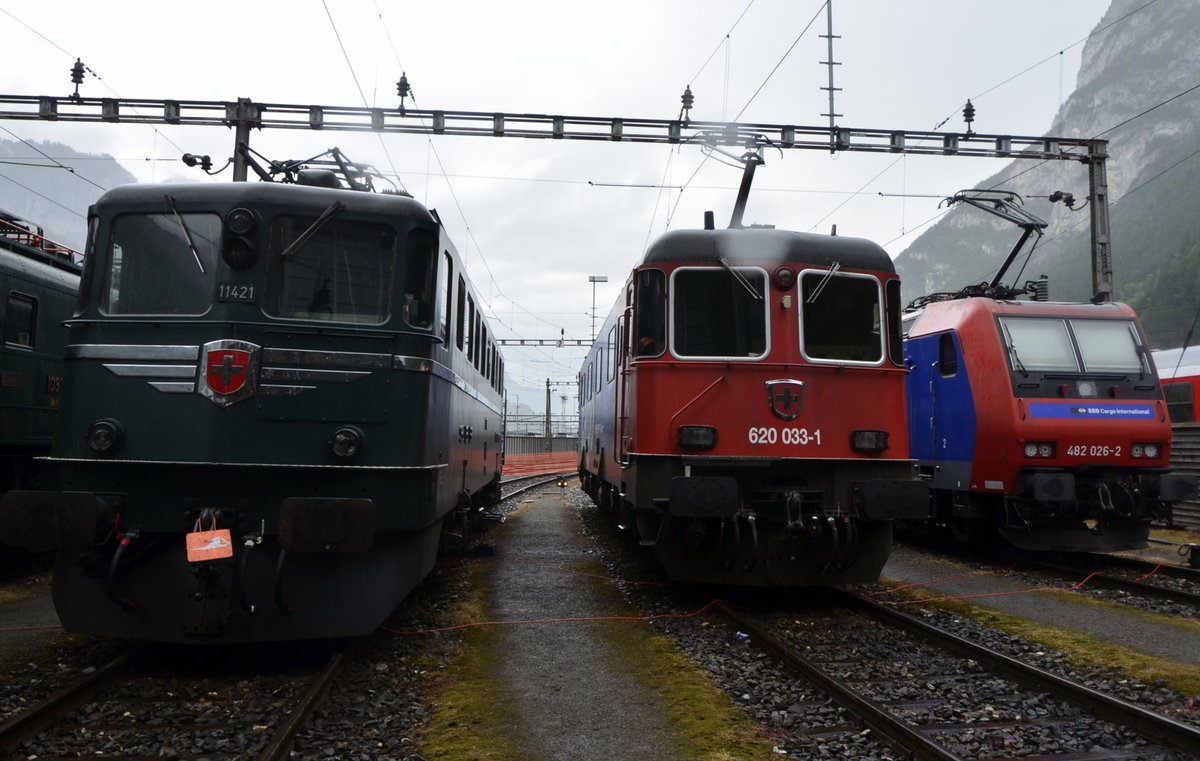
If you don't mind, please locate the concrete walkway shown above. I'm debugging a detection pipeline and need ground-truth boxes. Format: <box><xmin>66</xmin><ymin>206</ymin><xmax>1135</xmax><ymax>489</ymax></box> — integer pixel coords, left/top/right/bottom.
<box><xmin>487</xmin><ymin>490</ymin><xmax>686</xmax><ymax>761</ymax></box>
<box><xmin>881</xmin><ymin>543</ymin><xmax>1200</xmax><ymax>667</ymax></box>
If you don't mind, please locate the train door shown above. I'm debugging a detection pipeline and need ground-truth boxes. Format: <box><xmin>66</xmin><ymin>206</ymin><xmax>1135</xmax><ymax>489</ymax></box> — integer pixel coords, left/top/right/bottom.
<box><xmin>615</xmin><ymin>280</ymin><xmax>633</xmax><ymax>464</ymax></box>
<box><xmin>919</xmin><ymin>331</ymin><xmax>976</xmax><ymax>488</ymax></box>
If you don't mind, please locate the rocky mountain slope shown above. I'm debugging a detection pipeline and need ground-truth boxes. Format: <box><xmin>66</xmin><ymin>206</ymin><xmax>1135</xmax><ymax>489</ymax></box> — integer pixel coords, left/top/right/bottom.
<box><xmin>895</xmin><ymin>0</ymin><xmax>1200</xmax><ymax>350</ymax></box>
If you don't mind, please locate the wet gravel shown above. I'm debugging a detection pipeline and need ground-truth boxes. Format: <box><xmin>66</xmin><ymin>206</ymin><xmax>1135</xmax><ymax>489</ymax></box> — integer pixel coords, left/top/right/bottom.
<box><xmin>0</xmin><ymin>533</ymin><xmax>490</xmax><ymax>760</ymax></box>
<box><xmin>4</xmin><ymin>485</ymin><xmax>1199</xmax><ymax>759</ymax></box>
<box><xmin>569</xmin><ymin>487</ymin><xmax>1200</xmax><ymax>759</ymax></box>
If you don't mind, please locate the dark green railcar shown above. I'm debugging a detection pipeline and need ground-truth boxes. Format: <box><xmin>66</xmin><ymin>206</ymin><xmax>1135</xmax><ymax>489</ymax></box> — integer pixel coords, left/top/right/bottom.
<box><xmin>0</xmin><ymin>213</ymin><xmax>80</xmax><ymax>572</ymax></box>
<box><xmin>0</xmin><ymin>179</ymin><xmax>504</xmax><ymax>643</ymax></box>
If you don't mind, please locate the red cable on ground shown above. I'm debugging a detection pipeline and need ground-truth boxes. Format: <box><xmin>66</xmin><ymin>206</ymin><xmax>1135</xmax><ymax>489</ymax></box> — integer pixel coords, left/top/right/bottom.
<box><xmin>1132</xmin><ymin>562</ymin><xmax>1163</xmax><ymax>583</ymax></box>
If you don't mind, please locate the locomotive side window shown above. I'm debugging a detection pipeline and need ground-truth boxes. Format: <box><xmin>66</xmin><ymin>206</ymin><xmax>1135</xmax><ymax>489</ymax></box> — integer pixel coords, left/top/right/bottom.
<box><xmin>799</xmin><ymin>271</ymin><xmax>882</xmax><ymax>363</ymax></box>
<box><xmin>456</xmin><ymin>275</ymin><xmax>466</xmax><ymax>351</ymax></box>
<box><xmin>441</xmin><ymin>252</ymin><xmax>453</xmax><ymax>344</ymax></box>
<box><xmin>466</xmin><ymin>295</ymin><xmax>476</xmax><ymax>362</ymax></box>
<box><xmin>938</xmin><ymin>333</ymin><xmax>958</xmax><ymax>377</ymax></box>
<box><xmin>1165</xmin><ymin>382</ymin><xmax>1195</xmax><ymax>423</ymax></box>
<box><xmin>265</xmin><ymin>215</ymin><xmax>395</xmax><ymax>324</ymax></box>
<box><xmin>885</xmin><ymin>279</ymin><xmax>903</xmax><ymax>363</ymax></box>
<box><xmin>402</xmin><ymin>228</ymin><xmax>437</xmax><ymax>329</ymax></box>
<box><xmin>4</xmin><ymin>292</ymin><xmax>35</xmax><ymax>348</ymax></box>
<box><xmin>606</xmin><ymin>326</ymin><xmax>616</xmax><ymax>381</ymax></box>
<box><xmin>102</xmin><ymin>212</ymin><xmax>220</xmax><ymax>316</ymax></box>
<box><xmin>671</xmin><ymin>267</ymin><xmax>767</xmax><ymax>359</ymax></box>
<box><xmin>1071</xmin><ymin>319</ymin><xmax>1147</xmax><ymax>374</ymax></box>
<box><xmin>634</xmin><ymin>269</ymin><xmax>666</xmax><ymax>357</ymax></box>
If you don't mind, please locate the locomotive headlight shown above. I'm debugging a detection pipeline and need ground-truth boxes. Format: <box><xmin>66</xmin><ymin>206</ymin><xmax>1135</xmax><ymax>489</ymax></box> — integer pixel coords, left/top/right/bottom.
<box><xmin>678</xmin><ymin>425</ymin><xmax>717</xmax><ymax>450</ymax></box>
<box><xmin>850</xmin><ymin>429</ymin><xmax>889</xmax><ymax>453</ymax></box>
<box><xmin>1077</xmin><ymin>380</ymin><xmax>1098</xmax><ymax>397</ymax></box>
<box><xmin>223</xmin><ymin>207</ymin><xmax>259</xmax><ymax>270</ymax></box>
<box><xmin>1024</xmin><ymin>441</ymin><xmax>1055</xmax><ymax>458</ymax></box>
<box><xmin>330</xmin><ymin>426</ymin><xmax>365</xmax><ymax>459</ymax></box>
<box><xmin>86</xmin><ymin>419</ymin><xmax>123</xmax><ymax>454</ymax></box>
<box><xmin>772</xmin><ymin>266</ymin><xmax>796</xmax><ymax>290</ymax></box>
<box><xmin>1132</xmin><ymin>442</ymin><xmax>1160</xmax><ymax>459</ymax></box>
<box><xmin>226</xmin><ymin>207</ymin><xmax>258</xmax><ymax>235</ymax></box>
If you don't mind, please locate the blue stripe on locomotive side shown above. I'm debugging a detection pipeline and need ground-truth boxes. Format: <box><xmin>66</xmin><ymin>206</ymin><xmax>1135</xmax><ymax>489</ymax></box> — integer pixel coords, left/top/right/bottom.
<box><xmin>1027</xmin><ymin>402</ymin><xmax>1155</xmax><ymax>419</ymax></box>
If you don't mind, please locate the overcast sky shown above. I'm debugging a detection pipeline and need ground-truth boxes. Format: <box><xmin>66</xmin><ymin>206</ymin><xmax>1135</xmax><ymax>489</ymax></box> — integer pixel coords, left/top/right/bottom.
<box><xmin>0</xmin><ymin>0</ymin><xmax>1111</xmax><ymax>411</ymax></box>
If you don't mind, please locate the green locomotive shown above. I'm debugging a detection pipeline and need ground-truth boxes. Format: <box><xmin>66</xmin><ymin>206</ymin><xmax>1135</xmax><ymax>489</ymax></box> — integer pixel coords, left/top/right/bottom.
<box><xmin>0</xmin><ymin>175</ymin><xmax>504</xmax><ymax>643</ymax></box>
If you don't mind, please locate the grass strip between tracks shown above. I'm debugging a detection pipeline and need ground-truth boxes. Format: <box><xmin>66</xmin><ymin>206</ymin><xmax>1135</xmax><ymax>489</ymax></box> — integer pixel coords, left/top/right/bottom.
<box><xmin>880</xmin><ymin>575</ymin><xmax>1200</xmax><ymax>699</ymax></box>
<box><xmin>417</xmin><ymin>500</ymin><xmax>774</xmax><ymax>761</ymax></box>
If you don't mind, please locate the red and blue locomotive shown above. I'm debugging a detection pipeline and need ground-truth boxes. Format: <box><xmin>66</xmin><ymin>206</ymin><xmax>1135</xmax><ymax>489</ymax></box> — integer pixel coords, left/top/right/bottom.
<box><xmin>578</xmin><ymin>215</ymin><xmax>929</xmax><ymax>586</ymax></box>
<box><xmin>904</xmin><ymin>297</ymin><xmax>1196</xmax><ymax>551</ymax></box>
<box><xmin>0</xmin><ymin>160</ymin><xmax>504</xmax><ymax>643</ymax></box>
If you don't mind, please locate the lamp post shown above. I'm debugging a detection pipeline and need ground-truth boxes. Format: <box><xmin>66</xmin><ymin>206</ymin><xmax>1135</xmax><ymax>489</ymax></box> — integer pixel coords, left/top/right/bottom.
<box><xmin>588</xmin><ymin>275</ymin><xmax>608</xmax><ymax>341</ymax></box>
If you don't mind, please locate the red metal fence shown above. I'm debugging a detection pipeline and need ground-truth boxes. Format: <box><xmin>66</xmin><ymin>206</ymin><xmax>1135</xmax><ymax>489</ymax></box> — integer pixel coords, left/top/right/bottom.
<box><xmin>503</xmin><ymin>451</ymin><xmax>578</xmax><ymax>476</ymax></box>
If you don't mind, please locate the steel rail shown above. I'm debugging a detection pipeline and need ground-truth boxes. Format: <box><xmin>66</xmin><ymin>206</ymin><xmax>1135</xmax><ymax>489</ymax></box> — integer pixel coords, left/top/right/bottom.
<box><xmin>502</xmin><ymin>474</ymin><xmax>571</xmax><ymax>501</ymax></box>
<box><xmin>714</xmin><ymin>602</ymin><xmax>965</xmax><ymax>761</ymax></box>
<box><xmin>833</xmin><ymin>587</ymin><xmax>1200</xmax><ymax>756</ymax></box>
<box><xmin>0</xmin><ymin>649</ymin><xmax>133</xmax><ymax>755</ymax></box>
<box><xmin>1021</xmin><ymin>557</ymin><xmax>1200</xmax><ymax>608</ymax></box>
<box><xmin>254</xmin><ymin>649</ymin><xmax>347</xmax><ymax>761</ymax></box>
<box><xmin>1090</xmin><ymin>551</ymin><xmax>1200</xmax><ymax>584</ymax></box>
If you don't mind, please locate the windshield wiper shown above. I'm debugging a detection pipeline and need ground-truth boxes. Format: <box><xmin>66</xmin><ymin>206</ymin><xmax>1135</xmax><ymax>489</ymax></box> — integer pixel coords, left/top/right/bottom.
<box><xmin>1007</xmin><ymin>338</ymin><xmax>1029</xmax><ymax>378</ymax></box>
<box><xmin>280</xmin><ymin>202</ymin><xmax>345</xmax><ymax>260</ymax></box>
<box><xmin>718</xmin><ymin>256</ymin><xmax>762</xmax><ymax>301</ymax></box>
<box><xmin>806</xmin><ymin>262</ymin><xmax>841</xmax><ymax>303</ymax></box>
<box><xmin>164</xmin><ymin>194</ymin><xmax>206</xmax><ymax>274</ymax></box>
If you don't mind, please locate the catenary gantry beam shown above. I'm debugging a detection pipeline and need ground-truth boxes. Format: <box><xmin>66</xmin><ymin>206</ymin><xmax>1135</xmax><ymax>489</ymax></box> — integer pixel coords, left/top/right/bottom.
<box><xmin>0</xmin><ymin>94</ymin><xmax>1113</xmax><ymax>301</ymax></box>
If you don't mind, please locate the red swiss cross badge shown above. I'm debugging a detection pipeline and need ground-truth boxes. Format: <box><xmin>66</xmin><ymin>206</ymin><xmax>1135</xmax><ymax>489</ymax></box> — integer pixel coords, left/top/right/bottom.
<box><xmin>766</xmin><ymin>379</ymin><xmax>805</xmax><ymax>421</ymax></box>
<box><xmin>199</xmin><ymin>340</ymin><xmax>259</xmax><ymax>407</ymax></box>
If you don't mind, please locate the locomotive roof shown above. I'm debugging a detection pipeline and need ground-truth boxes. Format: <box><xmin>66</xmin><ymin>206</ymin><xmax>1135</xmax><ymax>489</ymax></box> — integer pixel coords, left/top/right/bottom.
<box><xmin>907</xmin><ymin>297</ymin><xmax>1139</xmax><ymax>337</ymax></box>
<box><xmin>94</xmin><ymin>181</ymin><xmax>435</xmax><ymax>221</ymax></box>
<box><xmin>642</xmin><ymin>227</ymin><xmax>894</xmax><ymax>272</ymax></box>
<box><xmin>1152</xmin><ymin>345</ymin><xmax>1200</xmax><ymax>380</ymax></box>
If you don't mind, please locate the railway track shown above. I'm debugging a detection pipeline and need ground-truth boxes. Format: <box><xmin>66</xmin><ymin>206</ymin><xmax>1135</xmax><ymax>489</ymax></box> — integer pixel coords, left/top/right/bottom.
<box><xmin>1014</xmin><ymin>553</ymin><xmax>1200</xmax><ymax>612</ymax></box>
<box><xmin>713</xmin><ymin>592</ymin><xmax>1200</xmax><ymax>760</ymax></box>
<box><xmin>0</xmin><ymin>643</ymin><xmax>345</xmax><ymax>760</ymax></box>
<box><xmin>896</xmin><ymin>534</ymin><xmax>1200</xmax><ymax>618</ymax></box>
<box><xmin>501</xmin><ymin>472</ymin><xmax>571</xmax><ymax>501</ymax></box>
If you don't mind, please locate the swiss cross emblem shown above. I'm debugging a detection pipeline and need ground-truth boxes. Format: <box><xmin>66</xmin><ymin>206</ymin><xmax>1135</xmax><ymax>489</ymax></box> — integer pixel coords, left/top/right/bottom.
<box><xmin>199</xmin><ymin>340</ymin><xmax>259</xmax><ymax>407</ymax></box>
<box><xmin>766</xmin><ymin>379</ymin><xmax>804</xmax><ymax>421</ymax></box>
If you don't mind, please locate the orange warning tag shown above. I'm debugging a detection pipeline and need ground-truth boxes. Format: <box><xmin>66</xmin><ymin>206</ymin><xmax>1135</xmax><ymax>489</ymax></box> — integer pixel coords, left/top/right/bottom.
<box><xmin>186</xmin><ymin>528</ymin><xmax>233</xmax><ymax>562</ymax></box>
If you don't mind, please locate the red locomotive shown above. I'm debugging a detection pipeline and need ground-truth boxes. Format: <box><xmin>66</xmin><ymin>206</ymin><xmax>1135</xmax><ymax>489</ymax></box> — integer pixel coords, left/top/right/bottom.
<box><xmin>1153</xmin><ymin>345</ymin><xmax>1200</xmax><ymax>423</ymax></box>
<box><xmin>905</xmin><ymin>298</ymin><xmax>1197</xmax><ymax>551</ymax></box>
<box><xmin>577</xmin><ymin>214</ymin><xmax>929</xmax><ymax>586</ymax></box>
